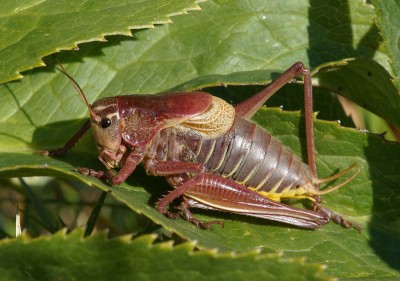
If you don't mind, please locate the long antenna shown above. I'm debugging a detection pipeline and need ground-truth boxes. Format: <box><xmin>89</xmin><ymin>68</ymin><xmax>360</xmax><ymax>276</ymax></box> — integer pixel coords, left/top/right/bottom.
<box><xmin>56</xmin><ymin>64</ymin><xmax>101</xmax><ymax>123</ymax></box>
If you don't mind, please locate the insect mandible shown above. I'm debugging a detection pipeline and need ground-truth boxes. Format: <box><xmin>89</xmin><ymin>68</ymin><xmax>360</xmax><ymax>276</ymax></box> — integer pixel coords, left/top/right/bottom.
<box><xmin>40</xmin><ymin>62</ymin><xmax>361</xmax><ymax>230</ymax></box>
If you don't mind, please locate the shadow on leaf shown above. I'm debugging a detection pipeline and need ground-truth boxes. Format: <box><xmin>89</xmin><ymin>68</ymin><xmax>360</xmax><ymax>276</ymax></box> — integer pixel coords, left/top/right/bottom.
<box><xmin>366</xmin><ymin>134</ymin><xmax>400</xmax><ymax>271</ymax></box>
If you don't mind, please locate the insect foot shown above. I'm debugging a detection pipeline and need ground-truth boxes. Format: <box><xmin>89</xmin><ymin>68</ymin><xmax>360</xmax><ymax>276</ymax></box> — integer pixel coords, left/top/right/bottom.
<box><xmin>175</xmin><ymin>199</ymin><xmax>225</xmax><ymax>229</ymax></box>
<box><xmin>76</xmin><ymin>167</ymin><xmax>107</xmax><ymax>180</ymax></box>
<box><xmin>314</xmin><ymin>203</ymin><xmax>363</xmax><ymax>232</ymax></box>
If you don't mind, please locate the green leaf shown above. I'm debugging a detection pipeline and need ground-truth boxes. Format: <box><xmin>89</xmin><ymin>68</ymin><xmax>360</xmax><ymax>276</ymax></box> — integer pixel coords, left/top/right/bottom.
<box><xmin>1</xmin><ymin>0</ymin><xmax>400</xmax><ymax>280</ymax></box>
<box><xmin>372</xmin><ymin>0</ymin><xmax>400</xmax><ymax>90</ymax></box>
<box><xmin>0</xmin><ymin>229</ymin><xmax>331</xmax><ymax>281</ymax></box>
<box><xmin>0</xmin><ymin>0</ymin><xmax>202</xmax><ymax>83</ymax></box>
<box><xmin>315</xmin><ymin>58</ymin><xmax>400</xmax><ymax>128</ymax></box>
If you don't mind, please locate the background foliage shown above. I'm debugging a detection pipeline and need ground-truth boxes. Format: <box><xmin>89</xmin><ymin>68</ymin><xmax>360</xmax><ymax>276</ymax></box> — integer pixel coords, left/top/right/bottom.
<box><xmin>0</xmin><ymin>0</ymin><xmax>399</xmax><ymax>280</ymax></box>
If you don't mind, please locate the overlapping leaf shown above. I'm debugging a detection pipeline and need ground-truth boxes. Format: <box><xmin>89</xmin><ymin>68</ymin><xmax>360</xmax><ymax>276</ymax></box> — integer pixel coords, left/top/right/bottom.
<box><xmin>372</xmin><ymin>0</ymin><xmax>400</xmax><ymax>90</ymax></box>
<box><xmin>0</xmin><ymin>229</ymin><xmax>331</xmax><ymax>281</ymax></box>
<box><xmin>0</xmin><ymin>0</ymin><xmax>202</xmax><ymax>83</ymax></box>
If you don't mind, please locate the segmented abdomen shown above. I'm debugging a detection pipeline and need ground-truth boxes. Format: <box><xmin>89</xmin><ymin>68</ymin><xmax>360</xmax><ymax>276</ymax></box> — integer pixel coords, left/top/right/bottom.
<box><xmin>148</xmin><ymin>117</ymin><xmax>315</xmax><ymax>196</ymax></box>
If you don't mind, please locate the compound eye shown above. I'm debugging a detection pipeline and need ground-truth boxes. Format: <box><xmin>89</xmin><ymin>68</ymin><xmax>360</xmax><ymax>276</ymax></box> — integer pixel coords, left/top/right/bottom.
<box><xmin>100</xmin><ymin>118</ymin><xmax>112</xmax><ymax>128</ymax></box>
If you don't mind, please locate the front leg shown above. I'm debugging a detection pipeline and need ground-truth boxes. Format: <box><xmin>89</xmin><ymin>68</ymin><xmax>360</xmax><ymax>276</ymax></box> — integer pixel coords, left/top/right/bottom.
<box><xmin>109</xmin><ymin>148</ymin><xmax>145</xmax><ymax>185</ymax></box>
<box><xmin>76</xmin><ymin>167</ymin><xmax>115</xmax><ymax>181</ymax></box>
<box><xmin>78</xmin><ymin>147</ymin><xmax>146</xmax><ymax>185</ymax></box>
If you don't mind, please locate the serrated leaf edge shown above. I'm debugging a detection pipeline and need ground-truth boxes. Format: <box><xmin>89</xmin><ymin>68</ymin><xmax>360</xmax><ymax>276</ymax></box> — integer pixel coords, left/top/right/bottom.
<box><xmin>0</xmin><ymin>227</ymin><xmax>332</xmax><ymax>280</ymax></box>
<box><xmin>5</xmin><ymin>1</ymin><xmax>205</xmax><ymax>84</ymax></box>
